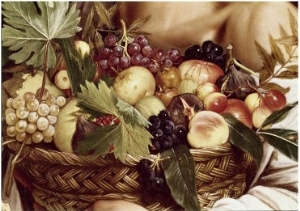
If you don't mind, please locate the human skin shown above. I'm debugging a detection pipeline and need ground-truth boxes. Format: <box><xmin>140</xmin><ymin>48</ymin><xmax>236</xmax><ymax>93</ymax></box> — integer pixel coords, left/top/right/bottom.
<box><xmin>82</xmin><ymin>2</ymin><xmax>298</xmax><ymax>211</ymax></box>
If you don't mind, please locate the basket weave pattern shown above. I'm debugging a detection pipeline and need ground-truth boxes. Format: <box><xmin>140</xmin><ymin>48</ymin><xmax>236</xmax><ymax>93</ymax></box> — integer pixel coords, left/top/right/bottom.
<box><xmin>8</xmin><ymin>141</ymin><xmax>256</xmax><ymax>211</ymax></box>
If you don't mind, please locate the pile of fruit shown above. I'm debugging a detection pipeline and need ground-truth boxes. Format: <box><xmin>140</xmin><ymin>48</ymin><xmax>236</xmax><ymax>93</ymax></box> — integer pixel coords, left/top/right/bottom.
<box><xmin>2</xmin><ymin>2</ymin><xmax>297</xmax><ymax>210</ymax></box>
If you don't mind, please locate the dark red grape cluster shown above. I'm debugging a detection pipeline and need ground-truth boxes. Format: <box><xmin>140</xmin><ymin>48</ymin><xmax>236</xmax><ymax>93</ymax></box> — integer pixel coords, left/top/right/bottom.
<box><xmin>148</xmin><ymin>110</ymin><xmax>187</xmax><ymax>154</ymax></box>
<box><xmin>93</xmin><ymin>33</ymin><xmax>184</xmax><ymax>75</ymax></box>
<box><xmin>184</xmin><ymin>40</ymin><xmax>226</xmax><ymax>69</ymax></box>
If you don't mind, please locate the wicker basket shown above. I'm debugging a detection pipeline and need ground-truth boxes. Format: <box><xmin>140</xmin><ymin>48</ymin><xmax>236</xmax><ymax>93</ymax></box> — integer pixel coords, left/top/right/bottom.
<box><xmin>7</xmin><ymin>141</ymin><xmax>256</xmax><ymax>211</ymax></box>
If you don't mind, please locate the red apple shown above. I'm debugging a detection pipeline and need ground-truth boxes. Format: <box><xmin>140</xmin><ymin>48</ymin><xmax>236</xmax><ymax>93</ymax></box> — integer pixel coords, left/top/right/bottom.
<box><xmin>221</xmin><ymin>99</ymin><xmax>252</xmax><ymax>128</ymax></box>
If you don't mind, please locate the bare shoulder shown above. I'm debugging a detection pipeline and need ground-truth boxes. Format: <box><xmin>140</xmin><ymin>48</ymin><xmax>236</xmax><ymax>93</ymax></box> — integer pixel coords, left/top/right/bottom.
<box><xmin>224</xmin><ymin>2</ymin><xmax>297</xmax><ymax>69</ymax></box>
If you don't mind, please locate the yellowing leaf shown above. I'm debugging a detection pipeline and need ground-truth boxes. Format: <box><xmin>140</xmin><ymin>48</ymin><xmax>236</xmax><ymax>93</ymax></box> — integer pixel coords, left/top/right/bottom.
<box><xmin>2</xmin><ymin>2</ymin><xmax>80</xmax><ymax>68</ymax></box>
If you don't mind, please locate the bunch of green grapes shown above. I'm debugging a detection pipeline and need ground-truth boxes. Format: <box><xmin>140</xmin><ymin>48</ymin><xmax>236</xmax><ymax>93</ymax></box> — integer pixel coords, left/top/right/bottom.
<box><xmin>4</xmin><ymin>90</ymin><xmax>66</xmax><ymax>145</ymax></box>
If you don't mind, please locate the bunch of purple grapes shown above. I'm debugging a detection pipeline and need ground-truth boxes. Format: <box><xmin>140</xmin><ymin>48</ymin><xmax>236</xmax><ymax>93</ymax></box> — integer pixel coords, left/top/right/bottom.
<box><xmin>148</xmin><ymin>110</ymin><xmax>187</xmax><ymax>154</ymax></box>
<box><xmin>93</xmin><ymin>33</ymin><xmax>184</xmax><ymax>75</ymax></box>
<box><xmin>184</xmin><ymin>40</ymin><xmax>226</xmax><ymax>69</ymax></box>
<box><xmin>137</xmin><ymin>158</ymin><xmax>170</xmax><ymax>198</ymax></box>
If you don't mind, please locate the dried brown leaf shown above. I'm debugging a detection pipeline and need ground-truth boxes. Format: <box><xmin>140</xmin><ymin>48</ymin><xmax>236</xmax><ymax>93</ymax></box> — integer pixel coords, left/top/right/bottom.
<box><xmin>288</xmin><ymin>9</ymin><xmax>298</xmax><ymax>38</ymax></box>
<box><xmin>2</xmin><ymin>77</ymin><xmax>25</xmax><ymax>97</ymax></box>
<box><xmin>261</xmin><ymin>82</ymin><xmax>290</xmax><ymax>94</ymax></box>
<box><xmin>278</xmin><ymin>25</ymin><xmax>293</xmax><ymax>56</ymax></box>
<box><xmin>82</xmin><ymin>8</ymin><xmax>95</xmax><ymax>39</ymax></box>
<box><xmin>269</xmin><ymin>34</ymin><xmax>285</xmax><ymax>65</ymax></box>
<box><xmin>259</xmin><ymin>67</ymin><xmax>273</xmax><ymax>84</ymax></box>
<box><xmin>255</xmin><ymin>40</ymin><xmax>277</xmax><ymax>74</ymax></box>
<box><xmin>94</xmin><ymin>2</ymin><xmax>113</xmax><ymax>29</ymax></box>
<box><xmin>285</xmin><ymin>64</ymin><xmax>298</xmax><ymax>73</ymax></box>
<box><xmin>275</xmin><ymin>70</ymin><xmax>298</xmax><ymax>79</ymax></box>
<box><xmin>127</xmin><ymin>15</ymin><xmax>151</xmax><ymax>35</ymax></box>
<box><xmin>2</xmin><ymin>64</ymin><xmax>28</xmax><ymax>74</ymax></box>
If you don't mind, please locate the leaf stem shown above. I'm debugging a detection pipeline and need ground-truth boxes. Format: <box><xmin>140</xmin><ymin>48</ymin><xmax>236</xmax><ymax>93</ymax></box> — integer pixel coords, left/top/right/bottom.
<box><xmin>5</xmin><ymin>138</ymin><xmax>27</xmax><ymax>197</ymax></box>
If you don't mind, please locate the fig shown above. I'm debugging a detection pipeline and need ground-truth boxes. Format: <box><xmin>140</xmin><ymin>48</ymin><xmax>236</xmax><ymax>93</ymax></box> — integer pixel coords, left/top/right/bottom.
<box><xmin>216</xmin><ymin>63</ymin><xmax>256</xmax><ymax>100</ymax></box>
<box><xmin>167</xmin><ymin>93</ymin><xmax>204</xmax><ymax>130</ymax></box>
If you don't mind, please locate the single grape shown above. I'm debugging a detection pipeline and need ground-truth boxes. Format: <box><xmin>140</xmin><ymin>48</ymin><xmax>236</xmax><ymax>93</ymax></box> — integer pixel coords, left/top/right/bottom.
<box><xmin>113</xmin><ymin>45</ymin><xmax>123</xmax><ymax>57</ymax></box>
<box><xmin>167</xmin><ymin>49</ymin><xmax>181</xmax><ymax>61</ymax></box>
<box><xmin>104</xmin><ymin>33</ymin><xmax>117</xmax><ymax>47</ymax></box>
<box><xmin>134</xmin><ymin>35</ymin><xmax>148</xmax><ymax>47</ymax></box>
<box><xmin>151</xmin><ymin>177</ymin><xmax>164</xmax><ymax>191</ymax></box>
<box><xmin>98</xmin><ymin>48</ymin><xmax>112</xmax><ymax>60</ymax></box>
<box><xmin>16</xmin><ymin>132</ymin><xmax>27</xmax><ymax>142</ymax></box>
<box><xmin>162</xmin><ymin>58</ymin><xmax>173</xmax><ymax>68</ymax></box>
<box><xmin>45</xmin><ymin>95</ymin><xmax>56</xmax><ymax>106</ymax></box>
<box><xmin>184</xmin><ymin>44</ymin><xmax>202</xmax><ymax>60</ymax></box>
<box><xmin>174</xmin><ymin>125</ymin><xmax>187</xmax><ymax>141</ymax></box>
<box><xmin>26</xmin><ymin>122</ymin><xmax>37</xmax><ymax>134</ymax></box>
<box><xmin>15</xmin><ymin>120</ymin><xmax>28</xmax><ymax>133</ymax></box>
<box><xmin>214</xmin><ymin>56</ymin><xmax>225</xmax><ymax>68</ymax></box>
<box><xmin>202</xmin><ymin>52</ymin><xmax>214</xmax><ymax>62</ymax></box>
<box><xmin>141</xmin><ymin>45</ymin><xmax>154</xmax><ymax>58</ymax></box>
<box><xmin>37</xmin><ymin>103</ymin><xmax>50</xmax><ymax>116</ymax></box>
<box><xmin>141</xmin><ymin>168</ymin><xmax>156</xmax><ymax>181</ymax></box>
<box><xmin>138</xmin><ymin>159</ymin><xmax>153</xmax><ymax>171</ymax></box>
<box><xmin>148</xmin><ymin>62</ymin><xmax>160</xmax><ymax>73</ymax></box>
<box><xmin>28</xmin><ymin>112</ymin><xmax>39</xmax><ymax>123</ymax></box>
<box><xmin>47</xmin><ymin>115</ymin><xmax>58</xmax><ymax>125</ymax></box>
<box><xmin>49</xmin><ymin>105</ymin><xmax>60</xmax><ymax>116</ymax></box>
<box><xmin>32</xmin><ymin>131</ymin><xmax>43</xmax><ymax>144</ymax></box>
<box><xmin>36</xmin><ymin>117</ymin><xmax>49</xmax><ymax>131</ymax></box>
<box><xmin>153</xmin><ymin>49</ymin><xmax>166</xmax><ymax>62</ymax></box>
<box><xmin>158</xmin><ymin>110</ymin><xmax>170</xmax><ymax>120</ymax></box>
<box><xmin>128</xmin><ymin>43</ymin><xmax>141</xmax><ymax>56</ymax></box>
<box><xmin>161</xmin><ymin>136</ymin><xmax>173</xmax><ymax>150</ymax></box>
<box><xmin>108</xmin><ymin>55</ymin><xmax>120</xmax><ymax>67</ymax></box>
<box><xmin>16</xmin><ymin>106</ymin><xmax>29</xmax><ymax>119</ymax></box>
<box><xmin>211</xmin><ymin>44</ymin><xmax>223</xmax><ymax>56</ymax></box>
<box><xmin>26</xmin><ymin>98</ymin><xmax>39</xmax><ymax>112</ymax></box>
<box><xmin>23</xmin><ymin>92</ymin><xmax>36</xmax><ymax>102</ymax></box>
<box><xmin>5</xmin><ymin>112</ymin><xmax>19</xmax><ymax>126</ymax></box>
<box><xmin>160</xmin><ymin>120</ymin><xmax>175</xmax><ymax>135</ymax></box>
<box><xmin>5</xmin><ymin>108</ymin><xmax>15</xmax><ymax>116</ymax></box>
<box><xmin>148</xmin><ymin>116</ymin><xmax>161</xmax><ymax>129</ymax></box>
<box><xmin>152</xmin><ymin>129</ymin><xmax>164</xmax><ymax>139</ymax></box>
<box><xmin>119</xmin><ymin>56</ymin><xmax>131</xmax><ymax>69</ymax></box>
<box><xmin>202</xmin><ymin>40</ymin><xmax>213</xmax><ymax>53</ymax></box>
<box><xmin>131</xmin><ymin>53</ymin><xmax>143</xmax><ymax>65</ymax></box>
<box><xmin>141</xmin><ymin>57</ymin><xmax>151</xmax><ymax>68</ymax></box>
<box><xmin>43</xmin><ymin>136</ymin><xmax>53</xmax><ymax>143</ymax></box>
<box><xmin>56</xmin><ymin>96</ymin><xmax>66</xmax><ymax>107</ymax></box>
<box><xmin>6</xmin><ymin>98</ymin><xmax>14</xmax><ymax>108</ymax></box>
<box><xmin>42</xmin><ymin>125</ymin><xmax>55</xmax><ymax>137</ymax></box>
<box><xmin>150</xmin><ymin>139</ymin><xmax>162</xmax><ymax>154</ymax></box>
<box><xmin>6</xmin><ymin>126</ymin><xmax>17</xmax><ymax>137</ymax></box>
<box><xmin>12</xmin><ymin>97</ymin><xmax>25</xmax><ymax>109</ymax></box>
<box><xmin>98</xmin><ymin>60</ymin><xmax>109</xmax><ymax>70</ymax></box>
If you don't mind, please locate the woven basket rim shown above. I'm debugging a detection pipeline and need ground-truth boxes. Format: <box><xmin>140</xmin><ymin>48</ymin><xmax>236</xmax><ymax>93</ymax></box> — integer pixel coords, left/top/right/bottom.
<box><xmin>7</xmin><ymin>140</ymin><xmax>238</xmax><ymax>167</ymax></box>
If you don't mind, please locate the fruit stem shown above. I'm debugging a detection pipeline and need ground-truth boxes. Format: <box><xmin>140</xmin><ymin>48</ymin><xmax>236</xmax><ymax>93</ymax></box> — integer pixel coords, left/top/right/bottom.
<box><xmin>118</xmin><ymin>19</ymin><xmax>130</xmax><ymax>58</ymax></box>
<box><xmin>225</xmin><ymin>44</ymin><xmax>259</xmax><ymax>78</ymax></box>
<box><xmin>179</xmin><ymin>97</ymin><xmax>195</xmax><ymax>120</ymax></box>
<box><xmin>233</xmin><ymin>59</ymin><xmax>259</xmax><ymax>77</ymax></box>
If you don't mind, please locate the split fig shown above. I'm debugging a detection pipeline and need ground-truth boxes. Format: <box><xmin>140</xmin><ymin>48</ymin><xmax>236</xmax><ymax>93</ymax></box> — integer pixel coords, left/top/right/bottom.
<box><xmin>167</xmin><ymin>93</ymin><xmax>204</xmax><ymax>130</ymax></box>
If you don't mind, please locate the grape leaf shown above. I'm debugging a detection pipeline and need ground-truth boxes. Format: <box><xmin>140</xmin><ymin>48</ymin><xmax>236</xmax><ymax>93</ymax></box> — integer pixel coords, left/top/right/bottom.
<box><xmin>258</xmin><ymin>129</ymin><xmax>298</xmax><ymax>161</ymax></box>
<box><xmin>260</xmin><ymin>102</ymin><xmax>298</xmax><ymax>130</ymax></box>
<box><xmin>77</xmin><ymin>80</ymin><xmax>119</xmax><ymax>115</ymax></box>
<box><xmin>76</xmin><ymin>80</ymin><xmax>151</xmax><ymax>162</ymax></box>
<box><xmin>2</xmin><ymin>2</ymin><xmax>80</xmax><ymax>68</ymax></box>
<box><xmin>161</xmin><ymin>145</ymin><xmax>200</xmax><ymax>211</ymax></box>
<box><xmin>222</xmin><ymin>113</ymin><xmax>263</xmax><ymax>167</ymax></box>
<box><xmin>116</xmin><ymin>98</ymin><xmax>150</xmax><ymax>127</ymax></box>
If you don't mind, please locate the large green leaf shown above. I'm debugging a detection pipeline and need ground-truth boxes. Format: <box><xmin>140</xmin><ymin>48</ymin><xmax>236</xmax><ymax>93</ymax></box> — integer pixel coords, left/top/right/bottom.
<box><xmin>161</xmin><ymin>145</ymin><xmax>200</xmax><ymax>211</ymax></box>
<box><xmin>260</xmin><ymin>102</ymin><xmax>298</xmax><ymax>129</ymax></box>
<box><xmin>258</xmin><ymin>128</ymin><xmax>298</xmax><ymax>161</ymax></box>
<box><xmin>222</xmin><ymin>113</ymin><xmax>263</xmax><ymax>167</ymax></box>
<box><xmin>2</xmin><ymin>2</ymin><xmax>80</xmax><ymax>68</ymax></box>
